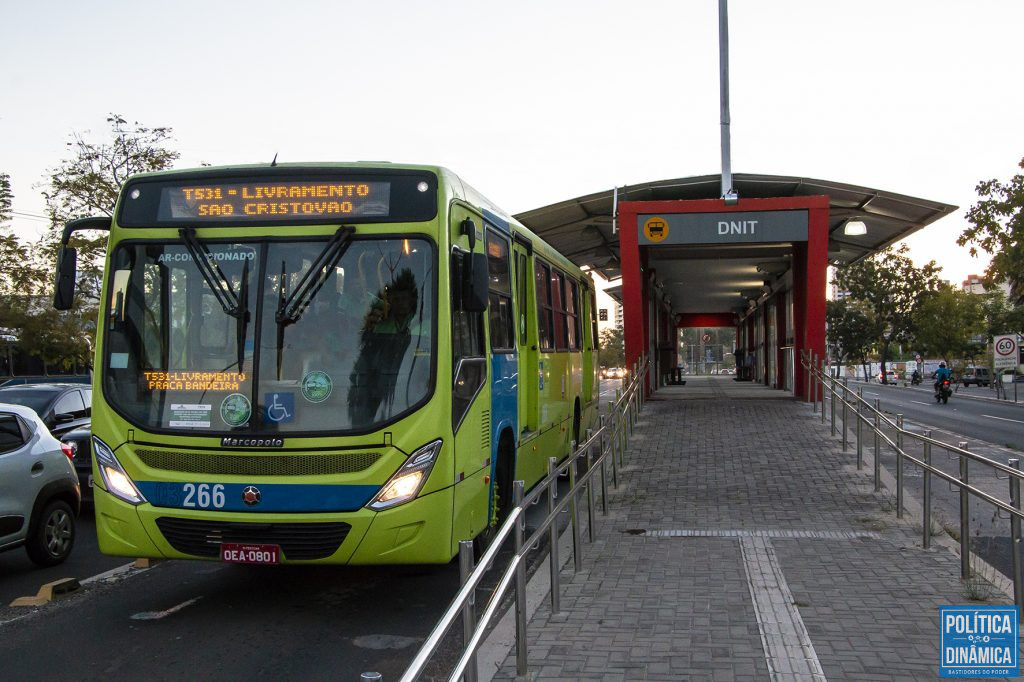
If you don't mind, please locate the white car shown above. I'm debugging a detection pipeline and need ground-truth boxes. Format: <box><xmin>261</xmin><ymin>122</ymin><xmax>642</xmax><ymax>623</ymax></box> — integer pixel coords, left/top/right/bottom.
<box><xmin>0</xmin><ymin>402</ymin><xmax>81</xmax><ymax>566</ymax></box>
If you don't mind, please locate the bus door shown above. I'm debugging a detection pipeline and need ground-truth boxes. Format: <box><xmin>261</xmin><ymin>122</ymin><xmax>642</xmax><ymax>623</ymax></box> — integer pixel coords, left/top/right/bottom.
<box><xmin>485</xmin><ymin>227</ymin><xmax>517</xmax><ymax>454</ymax></box>
<box><xmin>512</xmin><ymin>239</ymin><xmax>537</xmax><ymax>438</ymax></box>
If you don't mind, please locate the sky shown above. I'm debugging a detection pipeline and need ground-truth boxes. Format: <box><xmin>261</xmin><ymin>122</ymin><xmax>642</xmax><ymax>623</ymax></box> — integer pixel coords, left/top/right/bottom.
<box><xmin>3</xmin><ymin>0</ymin><xmax>1022</xmax><ymax>286</ymax></box>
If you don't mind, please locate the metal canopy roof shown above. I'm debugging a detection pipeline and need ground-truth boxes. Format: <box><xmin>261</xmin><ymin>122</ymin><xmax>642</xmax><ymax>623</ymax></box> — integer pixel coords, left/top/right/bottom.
<box><xmin>513</xmin><ymin>173</ymin><xmax>958</xmax><ymax>280</ymax></box>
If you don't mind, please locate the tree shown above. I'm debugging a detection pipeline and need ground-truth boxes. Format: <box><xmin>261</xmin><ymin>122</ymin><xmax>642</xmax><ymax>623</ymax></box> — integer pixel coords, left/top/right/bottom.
<box><xmin>826</xmin><ymin>298</ymin><xmax>875</xmax><ymax>379</ymax></box>
<box><xmin>960</xmin><ymin>157</ymin><xmax>1024</xmax><ymax>305</ymax></box>
<box><xmin>1</xmin><ymin>174</ymin><xmax>27</xmax><ymax>295</ymax></box>
<box><xmin>912</xmin><ymin>287</ymin><xmax>986</xmax><ymax>368</ymax></box>
<box><xmin>41</xmin><ymin>114</ymin><xmax>179</xmax><ymax>304</ymax></box>
<box><xmin>598</xmin><ymin>327</ymin><xmax>625</xmax><ymax>368</ymax></box>
<box><xmin>833</xmin><ymin>244</ymin><xmax>944</xmax><ymax>384</ymax></box>
<box><xmin>980</xmin><ymin>290</ymin><xmax>1024</xmax><ymax>339</ymax></box>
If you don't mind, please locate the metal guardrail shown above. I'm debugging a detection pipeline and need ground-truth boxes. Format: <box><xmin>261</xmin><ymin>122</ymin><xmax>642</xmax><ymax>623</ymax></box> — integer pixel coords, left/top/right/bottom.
<box><xmin>800</xmin><ymin>352</ymin><xmax>1024</xmax><ymax>622</ymax></box>
<box><xmin>381</xmin><ymin>357</ymin><xmax>651</xmax><ymax>682</ymax></box>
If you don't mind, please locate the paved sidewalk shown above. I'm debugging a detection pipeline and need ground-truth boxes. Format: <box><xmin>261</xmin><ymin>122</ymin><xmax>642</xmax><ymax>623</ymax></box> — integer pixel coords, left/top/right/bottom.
<box><xmin>491</xmin><ymin>378</ymin><xmax>1020</xmax><ymax>681</ymax></box>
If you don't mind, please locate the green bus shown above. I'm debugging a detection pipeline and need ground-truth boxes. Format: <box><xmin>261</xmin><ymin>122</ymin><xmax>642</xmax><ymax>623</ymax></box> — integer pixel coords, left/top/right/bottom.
<box><xmin>54</xmin><ymin>163</ymin><xmax>599</xmax><ymax>564</ymax></box>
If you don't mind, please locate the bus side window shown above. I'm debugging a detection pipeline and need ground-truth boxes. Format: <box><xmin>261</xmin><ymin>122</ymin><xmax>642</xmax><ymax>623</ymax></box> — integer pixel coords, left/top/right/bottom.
<box><xmin>551</xmin><ymin>270</ymin><xmax>566</xmax><ymax>350</ymax></box>
<box><xmin>486</xmin><ymin>231</ymin><xmax>514</xmax><ymax>352</ymax></box>
<box><xmin>517</xmin><ymin>253</ymin><xmax>527</xmax><ymax>345</ymax></box>
<box><xmin>535</xmin><ymin>261</ymin><xmax>554</xmax><ymax>350</ymax></box>
<box><xmin>452</xmin><ymin>244</ymin><xmax>486</xmax><ymax>430</ymax></box>
<box><xmin>565</xmin><ymin>279</ymin><xmax>580</xmax><ymax>351</ymax></box>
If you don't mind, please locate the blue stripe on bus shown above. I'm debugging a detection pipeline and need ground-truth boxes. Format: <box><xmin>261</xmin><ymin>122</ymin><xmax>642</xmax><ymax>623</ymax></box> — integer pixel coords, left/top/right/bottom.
<box><xmin>489</xmin><ymin>351</ymin><xmax>519</xmax><ymax>507</ymax></box>
<box><xmin>135</xmin><ymin>481</ymin><xmax>380</xmax><ymax>513</ymax></box>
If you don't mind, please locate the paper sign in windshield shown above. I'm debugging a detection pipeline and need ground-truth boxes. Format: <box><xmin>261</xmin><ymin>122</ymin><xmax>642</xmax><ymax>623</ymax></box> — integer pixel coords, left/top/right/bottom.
<box><xmin>169</xmin><ymin>404</ymin><xmax>212</xmax><ymax>428</ymax></box>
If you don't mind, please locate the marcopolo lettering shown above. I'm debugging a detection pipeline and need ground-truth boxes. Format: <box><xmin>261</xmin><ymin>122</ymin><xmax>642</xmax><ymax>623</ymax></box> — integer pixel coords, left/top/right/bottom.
<box><xmin>221</xmin><ymin>437</ymin><xmax>285</xmax><ymax>448</ymax></box>
<box><xmin>718</xmin><ymin>219</ymin><xmax>758</xmax><ymax>235</ymax></box>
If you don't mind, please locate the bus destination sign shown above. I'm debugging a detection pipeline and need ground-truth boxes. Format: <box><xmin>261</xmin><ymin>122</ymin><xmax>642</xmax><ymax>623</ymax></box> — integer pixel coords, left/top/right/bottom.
<box><xmin>157</xmin><ymin>180</ymin><xmax>391</xmax><ymax>221</ymax></box>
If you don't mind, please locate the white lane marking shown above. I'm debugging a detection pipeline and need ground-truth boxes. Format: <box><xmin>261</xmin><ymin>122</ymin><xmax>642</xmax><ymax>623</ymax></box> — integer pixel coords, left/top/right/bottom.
<box><xmin>864</xmin><ymin>391</ymin><xmax>878</xmax><ymax>397</ymax></box>
<box><xmin>982</xmin><ymin>414</ymin><xmax>1024</xmax><ymax>424</ymax></box>
<box><xmin>740</xmin><ymin>536</ymin><xmax>826</xmax><ymax>681</ymax></box>
<box><xmin>911</xmin><ymin>401</ymin><xmax>931</xmax><ymax>406</ymax></box>
<box><xmin>130</xmin><ymin>596</ymin><xmax>201</xmax><ymax>620</ymax></box>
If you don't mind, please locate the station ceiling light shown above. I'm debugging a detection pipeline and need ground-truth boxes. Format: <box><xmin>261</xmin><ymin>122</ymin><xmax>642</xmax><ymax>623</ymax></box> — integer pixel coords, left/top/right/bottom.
<box><xmin>843</xmin><ymin>219</ymin><xmax>867</xmax><ymax>236</ymax></box>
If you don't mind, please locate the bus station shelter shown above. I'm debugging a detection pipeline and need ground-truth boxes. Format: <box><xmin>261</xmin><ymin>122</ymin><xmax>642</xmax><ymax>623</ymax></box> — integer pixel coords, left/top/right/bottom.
<box><xmin>515</xmin><ymin>173</ymin><xmax>955</xmax><ymax>401</ymax></box>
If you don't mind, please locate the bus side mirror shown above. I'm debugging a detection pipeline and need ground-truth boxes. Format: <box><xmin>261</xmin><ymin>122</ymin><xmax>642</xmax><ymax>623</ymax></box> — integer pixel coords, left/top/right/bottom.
<box><xmin>53</xmin><ymin>246</ymin><xmax>78</xmax><ymax>311</ymax></box>
<box><xmin>462</xmin><ymin>252</ymin><xmax>488</xmax><ymax>313</ymax></box>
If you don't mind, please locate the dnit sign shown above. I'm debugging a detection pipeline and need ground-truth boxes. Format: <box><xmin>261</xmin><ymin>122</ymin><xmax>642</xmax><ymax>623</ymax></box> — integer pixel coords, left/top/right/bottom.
<box><xmin>940</xmin><ymin>606</ymin><xmax>1018</xmax><ymax>677</ymax></box>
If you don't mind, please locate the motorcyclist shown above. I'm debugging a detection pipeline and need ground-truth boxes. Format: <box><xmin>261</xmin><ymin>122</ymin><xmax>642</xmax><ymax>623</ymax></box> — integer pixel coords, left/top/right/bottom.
<box><xmin>911</xmin><ymin>369</ymin><xmax>922</xmax><ymax>385</ymax></box>
<box><xmin>934</xmin><ymin>362</ymin><xmax>952</xmax><ymax>392</ymax></box>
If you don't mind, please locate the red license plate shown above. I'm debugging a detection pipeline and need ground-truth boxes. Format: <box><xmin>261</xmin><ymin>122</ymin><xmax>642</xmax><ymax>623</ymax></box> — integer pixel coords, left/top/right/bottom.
<box><xmin>220</xmin><ymin>543</ymin><xmax>281</xmax><ymax>565</ymax></box>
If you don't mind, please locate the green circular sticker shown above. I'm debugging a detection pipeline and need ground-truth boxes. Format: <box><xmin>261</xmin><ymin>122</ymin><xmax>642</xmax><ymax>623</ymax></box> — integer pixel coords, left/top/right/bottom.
<box><xmin>301</xmin><ymin>371</ymin><xmax>333</xmax><ymax>403</ymax></box>
<box><xmin>220</xmin><ymin>393</ymin><xmax>252</xmax><ymax>427</ymax></box>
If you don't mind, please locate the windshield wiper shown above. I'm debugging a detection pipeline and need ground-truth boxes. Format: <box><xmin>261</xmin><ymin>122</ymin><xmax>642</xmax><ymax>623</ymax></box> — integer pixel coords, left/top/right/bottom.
<box><xmin>274</xmin><ymin>226</ymin><xmax>355</xmax><ymax>379</ymax></box>
<box><xmin>179</xmin><ymin>227</ymin><xmax>250</xmax><ymax>367</ymax></box>
<box><xmin>275</xmin><ymin>226</ymin><xmax>355</xmax><ymax>326</ymax></box>
<box><xmin>179</xmin><ymin>228</ymin><xmax>244</xmax><ymax>318</ymax></box>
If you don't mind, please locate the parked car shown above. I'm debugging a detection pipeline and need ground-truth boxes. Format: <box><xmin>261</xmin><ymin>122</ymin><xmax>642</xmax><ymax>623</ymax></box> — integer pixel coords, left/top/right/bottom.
<box><xmin>60</xmin><ymin>425</ymin><xmax>93</xmax><ymax>504</ymax></box>
<box><xmin>0</xmin><ymin>403</ymin><xmax>81</xmax><ymax>566</ymax></box>
<box><xmin>0</xmin><ymin>383</ymin><xmax>91</xmax><ymax>439</ymax></box>
<box><xmin>961</xmin><ymin>366</ymin><xmax>991</xmax><ymax>387</ymax></box>
<box><xmin>878</xmin><ymin>370</ymin><xmax>899</xmax><ymax>383</ymax></box>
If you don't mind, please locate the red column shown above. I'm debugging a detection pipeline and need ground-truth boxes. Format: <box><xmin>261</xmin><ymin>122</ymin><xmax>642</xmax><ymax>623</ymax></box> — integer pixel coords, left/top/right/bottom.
<box><xmin>793</xmin><ymin>205</ymin><xmax>829</xmax><ymax>401</ymax></box>
<box><xmin>620</xmin><ymin>205</ymin><xmax>648</xmax><ymax>394</ymax></box>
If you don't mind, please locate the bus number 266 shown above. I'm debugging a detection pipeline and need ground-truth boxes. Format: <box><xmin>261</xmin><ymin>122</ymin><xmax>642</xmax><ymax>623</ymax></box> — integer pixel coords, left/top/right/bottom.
<box><xmin>182</xmin><ymin>483</ymin><xmax>226</xmax><ymax>509</ymax></box>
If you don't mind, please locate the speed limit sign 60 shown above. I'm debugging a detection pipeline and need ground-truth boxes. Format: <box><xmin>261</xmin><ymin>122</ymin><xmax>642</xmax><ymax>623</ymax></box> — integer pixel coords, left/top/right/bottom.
<box><xmin>994</xmin><ymin>334</ymin><xmax>1019</xmax><ymax>370</ymax></box>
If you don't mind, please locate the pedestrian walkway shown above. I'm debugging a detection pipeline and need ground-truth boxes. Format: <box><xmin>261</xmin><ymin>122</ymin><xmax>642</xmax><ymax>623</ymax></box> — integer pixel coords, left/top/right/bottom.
<box><xmin>491</xmin><ymin>377</ymin><xmax>1020</xmax><ymax>680</ymax></box>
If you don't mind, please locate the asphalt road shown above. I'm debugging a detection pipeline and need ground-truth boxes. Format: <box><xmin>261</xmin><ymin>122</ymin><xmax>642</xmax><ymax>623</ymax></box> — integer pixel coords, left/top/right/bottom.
<box><xmin>848</xmin><ymin>381</ymin><xmax>1024</xmax><ymax>451</ymax></box>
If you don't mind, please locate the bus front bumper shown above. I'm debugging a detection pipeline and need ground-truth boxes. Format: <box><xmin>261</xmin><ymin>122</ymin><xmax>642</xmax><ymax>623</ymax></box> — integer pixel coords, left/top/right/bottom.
<box><xmin>94</xmin><ymin>486</ymin><xmax>455</xmax><ymax>564</ymax></box>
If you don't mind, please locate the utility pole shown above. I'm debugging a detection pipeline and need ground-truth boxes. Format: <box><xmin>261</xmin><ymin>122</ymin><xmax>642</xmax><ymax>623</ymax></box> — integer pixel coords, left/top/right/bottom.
<box><xmin>719</xmin><ymin>0</ymin><xmax>738</xmax><ymax>205</ymax></box>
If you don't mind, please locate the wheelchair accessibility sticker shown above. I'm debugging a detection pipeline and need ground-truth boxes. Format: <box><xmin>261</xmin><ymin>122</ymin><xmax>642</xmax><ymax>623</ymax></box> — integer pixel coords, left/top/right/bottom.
<box><xmin>940</xmin><ymin>605</ymin><xmax>1018</xmax><ymax>677</ymax></box>
<box><xmin>265</xmin><ymin>392</ymin><xmax>295</xmax><ymax>424</ymax></box>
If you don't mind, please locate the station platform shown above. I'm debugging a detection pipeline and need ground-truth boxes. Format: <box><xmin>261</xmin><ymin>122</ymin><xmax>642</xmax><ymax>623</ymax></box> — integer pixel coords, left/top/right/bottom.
<box><xmin>489</xmin><ymin>376</ymin><xmax>1021</xmax><ymax>680</ymax></box>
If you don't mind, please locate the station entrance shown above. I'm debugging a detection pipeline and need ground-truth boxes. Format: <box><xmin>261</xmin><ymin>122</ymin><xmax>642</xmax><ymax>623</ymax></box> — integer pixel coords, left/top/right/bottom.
<box><xmin>620</xmin><ymin>196</ymin><xmax>828</xmax><ymax>401</ymax></box>
<box><xmin>514</xmin><ymin>173</ymin><xmax>957</xmax><ymax>402</ymax></box>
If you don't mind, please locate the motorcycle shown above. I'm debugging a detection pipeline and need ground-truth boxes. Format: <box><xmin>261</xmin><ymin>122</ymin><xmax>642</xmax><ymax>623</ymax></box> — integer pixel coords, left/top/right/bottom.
<box><xmin>911</xmin><ymin>371</ymin><xmax>922</xmax><ymax>386</ymax></box>
<box><xmin>935</xmin><ymin>378</ymin><xmax>952</xmax><ymax>404</ymax></box>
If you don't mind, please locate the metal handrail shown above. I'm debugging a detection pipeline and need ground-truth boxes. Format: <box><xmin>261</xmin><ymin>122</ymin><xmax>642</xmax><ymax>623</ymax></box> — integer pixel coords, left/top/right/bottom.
<box><xmin>399</xmin><ymin>356</ymin><xmax>651</xmax><ymax>681</ymax></box>
<box><xmin>800</xmin><ymin>352</ymin><xmax>1024</xmax><ymax>621</ymax></box>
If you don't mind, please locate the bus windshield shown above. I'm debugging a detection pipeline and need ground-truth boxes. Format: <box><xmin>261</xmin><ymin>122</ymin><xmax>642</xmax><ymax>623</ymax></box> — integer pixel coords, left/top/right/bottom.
<box><xmin>103</xmin><ymin>236</ymin><xmax>435</xmax><ymax>435</ymax></box>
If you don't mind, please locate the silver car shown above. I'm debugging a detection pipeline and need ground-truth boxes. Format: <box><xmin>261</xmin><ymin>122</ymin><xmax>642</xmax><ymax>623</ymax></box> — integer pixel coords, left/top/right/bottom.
<box><xmin>0</xmin><ymin>403</ymin><xmax>81</xmax><ymax>566</ymax></box>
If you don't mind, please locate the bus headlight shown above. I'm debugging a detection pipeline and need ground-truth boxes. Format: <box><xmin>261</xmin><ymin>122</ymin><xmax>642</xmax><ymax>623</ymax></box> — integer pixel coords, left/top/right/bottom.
<box><xmin>367</xmin><ymin>439</ymin><xmax>442</xmax><ymax>511</ymax></box>
<box><xmin>92</xmin><ymin>436</ymin><xmax>147</xmax><ymax>506</ymax></box>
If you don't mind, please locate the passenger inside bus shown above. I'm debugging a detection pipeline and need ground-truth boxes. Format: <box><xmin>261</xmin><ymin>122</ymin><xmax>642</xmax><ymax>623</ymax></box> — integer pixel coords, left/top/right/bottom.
<box><xmin>348</xmin><ymin>268</ymin><xmax>427</xmax><ymax>425</ymax></box>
